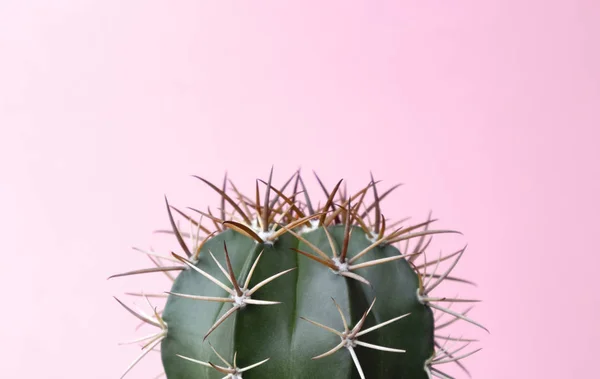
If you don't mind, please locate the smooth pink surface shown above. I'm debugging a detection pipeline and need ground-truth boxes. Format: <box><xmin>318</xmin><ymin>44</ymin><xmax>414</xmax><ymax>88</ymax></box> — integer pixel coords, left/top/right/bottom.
<box><xmin>1</xmin><ymin>1</ymin><xmax>599</xmax><ymax>378</ymax></box>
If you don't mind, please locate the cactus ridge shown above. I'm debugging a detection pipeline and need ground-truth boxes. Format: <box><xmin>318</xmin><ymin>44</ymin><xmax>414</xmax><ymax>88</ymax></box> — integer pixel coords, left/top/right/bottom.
<box><xmin>111</xmin><ymin>169</ymin><xmax>485</xmax><ymax>379</ymax></box>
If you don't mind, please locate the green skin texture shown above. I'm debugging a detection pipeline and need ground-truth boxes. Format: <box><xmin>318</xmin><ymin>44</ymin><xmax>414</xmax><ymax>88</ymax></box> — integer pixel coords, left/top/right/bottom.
<box><xmin>161</xmin><ymin>225</ymin><xmax>434</xmax><ymax>379</ymax></box>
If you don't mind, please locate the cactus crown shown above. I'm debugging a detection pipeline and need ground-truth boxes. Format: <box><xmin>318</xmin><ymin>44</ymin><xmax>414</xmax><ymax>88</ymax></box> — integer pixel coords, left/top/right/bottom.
<box><xmin>111</xmin><ymin>169</ymin><xmax>485</xmax><ymax>379</ymax></box>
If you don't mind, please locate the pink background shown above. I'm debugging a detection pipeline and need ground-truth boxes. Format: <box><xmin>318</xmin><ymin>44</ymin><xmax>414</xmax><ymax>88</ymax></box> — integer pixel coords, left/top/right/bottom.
<box><xmin>1</xmin><ymin>1</ymin><xmax>598</xmax><ymax>378</ymax></box>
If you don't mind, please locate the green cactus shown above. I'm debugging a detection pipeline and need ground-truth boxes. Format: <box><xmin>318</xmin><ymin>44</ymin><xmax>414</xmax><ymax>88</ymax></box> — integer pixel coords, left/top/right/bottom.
<box><xmin>111</xmin><ymin>170</ymin><xmax>485</xmax><ymax>379</ymax></box>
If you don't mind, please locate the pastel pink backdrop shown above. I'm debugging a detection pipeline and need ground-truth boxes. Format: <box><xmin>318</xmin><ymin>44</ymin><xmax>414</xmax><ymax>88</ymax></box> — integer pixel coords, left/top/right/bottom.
<box><xmin>1</xmin><ymin>1</ymin><xmax>598</xmax><ymax>378</ymax></box>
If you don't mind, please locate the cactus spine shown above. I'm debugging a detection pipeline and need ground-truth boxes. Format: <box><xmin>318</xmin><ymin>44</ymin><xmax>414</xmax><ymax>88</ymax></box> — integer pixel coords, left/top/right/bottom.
<box><xmin>111</xmin><ymin>170</ymin><xmax>485</xmax><ymax>379</ymax></box>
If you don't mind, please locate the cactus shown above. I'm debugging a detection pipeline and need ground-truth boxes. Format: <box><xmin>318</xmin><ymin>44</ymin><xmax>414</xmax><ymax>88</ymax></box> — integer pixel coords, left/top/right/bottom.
<box><xmin>111</xmin><ymin>170</ymin><xmax>485</xmax><ymax>379</ymax></box>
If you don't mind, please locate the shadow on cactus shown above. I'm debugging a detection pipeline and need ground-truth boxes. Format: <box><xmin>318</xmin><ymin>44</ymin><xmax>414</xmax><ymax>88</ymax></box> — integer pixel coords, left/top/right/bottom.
<box><xmin>110</xmin><ymin>169</ymin><xmax>487</xmax><ymax>379</ymax></box>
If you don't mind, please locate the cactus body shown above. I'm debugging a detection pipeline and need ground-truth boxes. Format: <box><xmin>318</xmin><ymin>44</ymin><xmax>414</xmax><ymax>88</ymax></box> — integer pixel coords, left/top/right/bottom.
<box><xmin>112</xmin><ymin>171</ymin><xmax>484</xmax><ymax>379</ymax></box>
